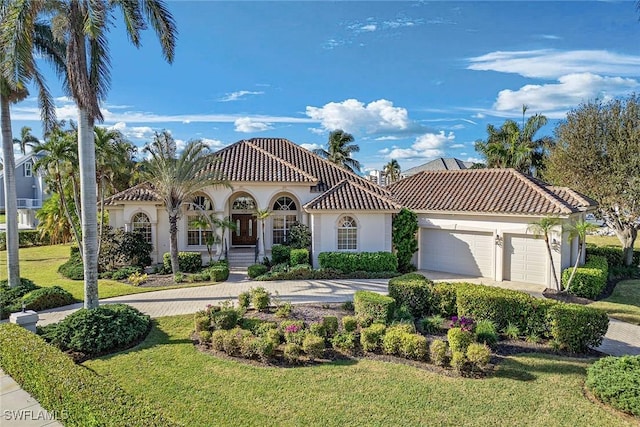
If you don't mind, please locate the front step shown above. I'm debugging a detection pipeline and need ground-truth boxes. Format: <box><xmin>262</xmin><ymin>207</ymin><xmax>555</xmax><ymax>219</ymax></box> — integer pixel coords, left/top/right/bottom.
<box><xmin>227</xmin><ymin>249</ymin><xmax>259</xmax><ymax>268</ymax></box>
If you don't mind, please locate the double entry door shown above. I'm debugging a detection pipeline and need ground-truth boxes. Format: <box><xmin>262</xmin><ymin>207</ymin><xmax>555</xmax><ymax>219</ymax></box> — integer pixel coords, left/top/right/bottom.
<box><xmin>231</xmin><ymin>214</ymin><xmax>257</xmax><ymax>246</ymax></box>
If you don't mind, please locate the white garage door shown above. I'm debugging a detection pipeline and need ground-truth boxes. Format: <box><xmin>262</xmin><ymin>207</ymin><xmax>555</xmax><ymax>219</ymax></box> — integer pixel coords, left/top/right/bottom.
<box><xmin>503</xmin><ymin>234</ymin><xmax>548</xmax><ymax>285</ymax></box>
<box><xmin>420</xmin><ymin>229</ymin><xmax>494</xmax><ymax>277</ymax></box>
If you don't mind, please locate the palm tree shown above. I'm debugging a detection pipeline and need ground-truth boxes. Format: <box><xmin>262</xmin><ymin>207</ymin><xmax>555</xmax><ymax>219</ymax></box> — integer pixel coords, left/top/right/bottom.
<box><xmin>13</xmin><ymin>126</ymin><xmax>40</xmax><ymax>156</ymax></box>
<box><xmin>563</xmin><ymin>219</ymin><xmax>598</xmax><ymax>292</ymax></box>
<box><xmin>383</xmin><ymin>159</ymin><xmax>401</xmax><ymax>184</ymax></box>
<box><xmin>254</xmin><ymin>208</ymin><xmax>271</xmax><ymax>257</ymax></box>
<box><xmin>313</xmin><ymin>130</ymin><xmax>361</xmax><ymax>173</ymax></box>
<box><xmin>5</xmin><ymin>0</ymin><xmax>177</xmax><ymax>308</ymax></box>
<box><xmin>143</xmin><ymin>131</ymin><xmax>229</xmax><ymax>279</ymax></box>
<box><xmin>528</xmin><ymin>216</ymin><xmax>562</xmax><ymax>290</ymax></box>
<box><xmin>0</xmin><ymin>10</ymin><xmax>64</xmax><ymax>288</ymax></box>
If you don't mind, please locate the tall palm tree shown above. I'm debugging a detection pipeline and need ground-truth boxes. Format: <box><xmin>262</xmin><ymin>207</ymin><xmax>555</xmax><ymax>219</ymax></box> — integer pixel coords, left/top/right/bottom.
<box><xmin>5</xmin><ymin>0</ymin><xmax>177</xmax><ymax>308</ymax></box>
<box><xmin>313</xmin><ymin>130</ymin><xmax>361</xmax><ymax>174</ymax></box>
<box><xmin>528</xmin><ymin>216</ymin><xmax>562</xmax><ymax>291</ymax></box>
<box><xmin>13</xmin><ymin>126</ymin><xmax>40</xmax><ymax>156</ymax></box>
<box><xmin>0</xmin><ymin>9</ymin><xmax>64</xmax><ymax>288</ymax></box>
<box><xmin>383</xmin><ymin>159</ymin><xmax>401</xmax><ymax>184</ymax></box>
<box><xmin>563</xmin><ymin>219</ymin><xmax>598</xmax><ymax>293</ymax></box>
<box><xmin>143</xmin><ymin>131</ymin><xmax>228</xmax><ymax>279</ymax></box>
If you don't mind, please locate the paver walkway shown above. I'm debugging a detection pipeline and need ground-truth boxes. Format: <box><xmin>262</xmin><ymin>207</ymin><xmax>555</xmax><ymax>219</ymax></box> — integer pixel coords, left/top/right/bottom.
<box><xmin>0</xmin><ymin>369</ymin><xmax>63</xmax><ymax>427</ymax></box>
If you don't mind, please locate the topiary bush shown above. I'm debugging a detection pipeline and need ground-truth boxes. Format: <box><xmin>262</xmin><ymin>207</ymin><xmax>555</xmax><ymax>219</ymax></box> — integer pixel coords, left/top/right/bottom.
<box><xmin>302</xmin><ymin>334</ymin><xmax>325</xmax><ymax>360</ymax></box>
<box><xmin>331</xmin><ymin>331</ymin><xmax>356</xmax><ymax>354</ymax></box>
<box><xmin>586</xmin><ymin>355</ymin><xmax>640</xmax><ymax>417</ymax></box>
<box><xmin>290</xmin><ymin>248</ymin><xmax>309</xmax><ymax>266</ymax></box>
<box><xmin>39</xmin><ymin>304</ymin><xmax>150</xmax><ymax>354</ymax></box>
<box><xmin>22</xmin><ymin>286</ymin><xmax>76</xmax><ymax>312</ymax></box>
<box><xmin>0</xmin><ymin>324</ymin><xmax>179</xmax><ymax>426</ymax></box>
<box><xmin>466</xmin><ymin>343</ymin><xmax>491</xmax><ymax>371</ymax></box>
<box><xmin>283</xmin><ymin>342</ymin><xmax>302</xmax><ymax>362</ymax></box>
<box><xmin>586</xmin><ymin>245</ymin><xmax>640</xmax><ymax>268</ymax></box>
<box><xmin>211</xmin><ymin>308</ymin><xmax>241</xmax><ymax>330</ymax></box>
<box><xmin>163</xmin><ymin>252</ymin><xmax>203</xmax><ymax>273</ymax></box>
<box><xmin>318</xmin><ymin>251</ymin><xmax>398</xmax><ymax>273</ymax></box>
<box><xmin>429</xmin><ymin>339</ymin><xmax>448</xmax><ymax>366</ymax></box>
<box><xmin>207</xmin><ymin>264</ymin><xmax>230</xmax><ymax>282</ymax></box>
<box><xmin>248</xmin><ymin>264</ymin><xmax>269</xmax><ymax>279</ymax></box>
<box><xmin>360</xmin><ymin>323</ymin><xmax>386</xmax><ymax>352</ymax></box>
<box><xmin>388</xmin><ymin>273</ymin><xmax>433</xmax><ymax>318</ymax></box>
<box><xmin>447</xmin><ymin>327</ymin><xmax>474</xmax><ymax>353</ymax></box>
<box><xmin>562</xmin><ymin>255</ymin><xmax>608</xmax><ymax>299</ymax></box>
<box><xmin>382</xmin><ymin>323</ymin><xmax>414</xmax><ymax>355</ymax></box>
<box><xmin>322</xmin><ymin>316</ymin><xmax>339</xmax><ymax>337</ymax></box>
<box><xmin>400</xmin><ymin>333</ymin><xmax>428</xmax><ymax>361</ymax></box>
<box><xmin>250</xmin><ymin>287</ymin><xmax>271</xmax><ymax>311</ymax></box>
<box><xmin>354</xmin><ymin>290</ymin><xmax>396</xmax><ymax>325</ymax></box>
<box><xmin>430</xmin><ymin>282</ymin><xmax>475</xmax><ymax>317</ymax></box>
<box><xmin>271</xmin><ymin>244</ymin><xmax>291</xmax><ymax>265</ymax></box>
<box><xmin>342</xmin><ymin>316</ymin><xmax>358</xmax><ymax>332</ymax></box>
<box><xmin>547</xmin><ymin>304</ymin><xmax>609</xmax><ymax>353</ymax></box>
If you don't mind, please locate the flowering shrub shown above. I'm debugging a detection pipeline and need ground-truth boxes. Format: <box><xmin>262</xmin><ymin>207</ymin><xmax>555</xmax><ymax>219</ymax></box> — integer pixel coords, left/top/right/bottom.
<box><xmin>450</xmin><ymin>315</ymin><xmax>475</xmax><ymax>332</ymax></box>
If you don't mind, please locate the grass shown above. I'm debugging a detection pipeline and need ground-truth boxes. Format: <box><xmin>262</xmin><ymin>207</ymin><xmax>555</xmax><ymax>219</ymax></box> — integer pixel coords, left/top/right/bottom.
<box><xmin>84</xmin><ymin>315</ymin><xmax>635</xmax><ymax>427</ymax></box>
<box><xmin>0</xmin><ymin>214</ymin><xmax>5</xmax><ymax>224</ymax></box>
<box><xmin>591</xmin><ymin>280</ymin><xmax>640</xmax><ymax>325</ymax></box>
<box><xmin>0</xmin><ymin>244</ymin><xmax>220</xmax><ymax>301</ymax></box>
<box><xmin>586</xmin><ymin>234</ymin><xmax>640</xmax><ymax>249</ymax></box>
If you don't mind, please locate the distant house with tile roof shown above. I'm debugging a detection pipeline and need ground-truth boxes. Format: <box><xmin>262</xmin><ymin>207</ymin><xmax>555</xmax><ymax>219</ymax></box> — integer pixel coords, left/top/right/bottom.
<box><xmin>402</xmin><ymin>157</ymin><xmax>475</xmax><ymax>177</ymax></box>
<box><xmin>105</xmin><ymin>138</ymin><xmax>596</xmax><ymax>289</ymax></box>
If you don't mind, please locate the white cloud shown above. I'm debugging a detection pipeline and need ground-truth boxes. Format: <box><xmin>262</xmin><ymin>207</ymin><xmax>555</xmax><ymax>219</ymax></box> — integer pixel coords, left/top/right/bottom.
<box><xmin>218</xmin><ymin>90</ymin><xmax>264</xmax><ymax>102</ymax></box>
<box><xmin>308</xmin><ymin>127</ymin><xmax>325</xmax><ymax>135</ymax></box>
<box><xmin>493</xmin><ymin>73</ymin><xmax>639</xmax><ymax>117</ymax></box>
<box><xmin>537</xmin><ymin>34</ymin><xmax>561</xmax><ymax>40</ymax></box>
<box><xmin>472</xmin><ymin>113</ymin><xmax>486</xmax><ymax>119</ymax></box>
<box><xmin>234</xmin><ymin>117</ymin><xmax>273</xmax><ymax>133</ymax></box>
<box><xmin>387</xmin><ymin>131</ymin><xmax>454</xmax><ymax>160</ymax></box>
<box><xmin>384</xmin><ymin>17</ymin><xmax>423</xmax><ymax>29</ymax></box>
<box><xmin>466</xmin><ymin>156</ymin><xmax>482</xmax><ymax>164</ymax></box>
<box><xmin>468</xmin><ymin>49</ymin><xmax>640</xmax><ymax>79</ymax></box>
<box><xmin>378</xmin><ymin>148</ymin><xmax>390</xmax><ymax>154</ymax></box>
<box><xmin>450</xmin><ymin>143</ymin><xmax>465</xmax><ymax>149</ymax></box>
<box><xmin>300</xmin><ymin>143</ymin><xmax>321</xmax><ymax>151</ymax></box>
<box><xmin>360</xmin><ymin>24</ymin><xmax>377</xmax><ymax>32</ymax></box>
<box><xmin>306</xmin><ymin>99</ymin><xmax>413</xmax><ymax>135</ymax></box>
<box><xmin>375</xmin><ymin>136</ymin><xmax>403</xmax><ymax>141</ymax></box>
<box><xmin>110</xmin><ymin>122</ymin><xmax>155</xmax><ymax>140</ymax></box>
<box><xmin>201</xmin><ymin>138</ymin><xmax>226</xmax><ymax>150</ymax></box>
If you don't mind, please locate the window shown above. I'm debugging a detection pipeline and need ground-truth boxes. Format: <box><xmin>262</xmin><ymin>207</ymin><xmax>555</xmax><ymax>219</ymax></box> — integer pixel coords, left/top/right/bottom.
<box><xmin>187</xmin><ymin>194</ymin><xmax>214</xmax><ymax>246</ymax></box>
<box><xmin>232</xmin><ymin>196</ymin><xmax>256</xmax><ymax>211</ymax></box>
<box><xmin>337</xmin><ymin>215</ymin><xmax>357</xmax><ymax>250</ymax></box>
<box><xmin>188</xmin><ymin>195</ymin><xmax>213</xmax><ymax>212</ymax></box>
<box><xmin>24</xmin><ymin>162</ymin><xmax>32</xmax><ymax>177</ymax></box>
<box><xmin>272</xmin><ymin>196</ymin><xmax>297</xmax><ymax>245</ymax></box>
<box><xmin>131</xmin><ymin>213</ymin><xmax>152</xmax><ymax>244</ymax></box>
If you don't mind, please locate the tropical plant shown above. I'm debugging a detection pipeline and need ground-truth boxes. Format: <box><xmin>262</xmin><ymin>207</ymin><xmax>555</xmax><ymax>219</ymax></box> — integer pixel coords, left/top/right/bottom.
<box><xmin>528</xmin><ymin>216</ymin><xmax>562</xmax><ymax>290</ymax></box>
<box><xmin>563</xmin><ymin>219</ymin><xmax>598</xmax><ymax>292</ymax></box>
<box><xmin>313</xmin><ymin>129</ymin><xmax>361</xmax><ymax>173</ymax></box>
<box><xmin>36</xmin><ymin>194</ymin><xmax>75</xmax><ymax>245</ymax></box>
<box><xmin>474</xmin><ymin>105</ymin><xmax>553</xmax><ymax>176</ymax></box>
<box><xmin>392</xmin><ymin>208</ymin><xmax>419</xmax><ymax>273</ymax></box>
<box><xmin>189</xmin><ymin>215</ymin><xmax>218</xmax><ymax>264</ymax></box>
<box><xmin>143</xmin><ymin>131</ymin><xmax>228</xmax><ymax>278</ymax></box>
<box><xmin>4</xmin><ymin>0</ymin><xmax>177</xmax><ymax>307</ymax></box>
<box><xmin>13</xmin><ymin>126</ymin><xmax>39</xmax><ymax>155</ymax></box>
<box><xmin>383</xmin><ymin>159</ymin><xmax>401</xmax><ymax>184</ymax></box>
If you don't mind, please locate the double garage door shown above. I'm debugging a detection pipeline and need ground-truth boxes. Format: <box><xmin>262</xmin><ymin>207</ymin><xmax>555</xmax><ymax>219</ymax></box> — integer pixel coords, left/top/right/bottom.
<box><xmin>420</xmin><ymin>229</ymin><xmax>494</xmax><ymax>278</ymax></box>
<box><xmin>420</xmin><ymin>229</ymin><xmax>549</xmax><ymax>286</ymax></box>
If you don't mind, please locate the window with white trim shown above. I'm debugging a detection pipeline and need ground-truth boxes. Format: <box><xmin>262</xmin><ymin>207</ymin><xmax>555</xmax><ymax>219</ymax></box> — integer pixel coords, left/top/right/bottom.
<box><xmin>337</xmin><ymin>215</ymin><xmax>357</xmax><ymax>250</ymax></box>
<box><xmin>187</xmin><ymin>194</ymin><xmax>214</xmax><ymax>246</ymax></box>
<box><xmin>272</xmin><ymin>196</ymin><xmax>297</xmax><ymax>245</ymax></box>
<box><xmin>131</xmin><ymin>213</ymin><xmax>152</xmax><ymax>244</ymax></box>
<box><xmin>24</xmin><ymin>162</ymin><xmax>32</xmax><ymax>177</ymax></box>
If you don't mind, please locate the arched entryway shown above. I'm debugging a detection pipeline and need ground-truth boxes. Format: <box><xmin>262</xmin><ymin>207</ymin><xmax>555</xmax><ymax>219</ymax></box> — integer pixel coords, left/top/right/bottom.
<box><xmin>230</xmin><ymin>194</ymin><xmax>257</xmax><ymax>246</ymax></box>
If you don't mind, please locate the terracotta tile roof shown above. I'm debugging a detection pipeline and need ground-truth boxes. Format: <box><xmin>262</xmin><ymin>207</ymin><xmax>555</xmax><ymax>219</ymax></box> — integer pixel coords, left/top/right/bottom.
<box><xmin>304</xmin><ymin>179</ymin><xmax>402</xmax><ymax>211</ymax></box>
<box><xmin>388</xmin><ymin>168</ymin><xmax>597</xmax><ymax>215</ymax></box>
<box><xmin>403</xmin><ymin>157</ymin><xmax>472</xmax><ymax>176</ymax></box>
<box><xmin>104</xmin><ymin>182</ymin><xmax>160</xmax><ymax>205</ymax></box>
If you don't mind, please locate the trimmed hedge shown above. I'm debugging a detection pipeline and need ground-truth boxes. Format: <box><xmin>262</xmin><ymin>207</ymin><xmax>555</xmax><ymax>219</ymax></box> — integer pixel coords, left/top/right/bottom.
<box><xmin>163</xmin><ymin>252</ymin><xmax>203</xmax><ymax>273</ymax></box>
<box><xmin>586</xmin><ymin>356</ymin><xmax>640</xmax><ymax>417</ymax></box>
<box><xmin>39</xmin><ymin>304</ymin><xmax>150</xmax><ymax>354</ymax></box>
<box><xmin>0</xmin><ymin>229</ymin><xmax>49</xmax><ymax>251</ymax></box>
<box><xmin>0</xmin><ymin>323</ymin><xmax>178</xmax><ymax>426</ymax></box>
<box><xmin>290</xmin><ymin>248</ymin><xmax>309</xmax><ymax>266</ymax></box>
<box><xmin>547</xmin><ymin>304</ymin><xmax>609</xmax><ymax>353</ymax></box>
<box><xmin>430</xmin><ymin>282</ymin><xmax>476</xmax><ymax>317</ymax></box>
<box><xmin>354</xmin><ymin>290</ymin><xmax>396</xmax><ymax>325</ymax></box>
<box><xmin>248</xmin><ymin>264</ymin><xmax>269</xmax><ymax>278</ymax></box>
<box><xmin>271</xmin><ymin>244</ymin><xmax>291</xmax><ymax>265</ymax></box>
<box><xmin>22</xmin><ymin>286</ymin><xmax>76</xmax><ymax>311</ymax></box>
<box><xmin>562</xmin><ymin>255</ymin><xmax>608</xmax><ymax>299</ymax></box>
<box><xmin>388</xmin><ymin>273</ymin><xmax>433</xmax><ymax>318</ymax></box>
<box><xmin>207</xmin><ymin>264</ymin><xmax>230</xmax><ymax>282</ymax></box>
<box><xmin>318</xmin><ymin>251</ymin><xmax>398</xmax><ymax>273</ymax></box>
<box><xmin>587</xmin><ymin>245</ymin><xmax>640</xmax><ymax>267</ymax></box>
<box><xmin>58</xmin><ymin>246</ymin><xmax>84</xmax><ymax>280</ymax></box>
<box><xmin>0</xmin><ymin>278</ymin><xmax>39</xmax><ymax>319</ymax></box>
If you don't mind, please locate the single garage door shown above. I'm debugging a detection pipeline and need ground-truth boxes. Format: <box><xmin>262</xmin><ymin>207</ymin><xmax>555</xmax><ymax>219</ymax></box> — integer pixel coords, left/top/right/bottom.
<box><xmin>503</xmin><ymin>234</ymin><xmax>548</xmax><ymax>285</ymax></box>
<box><xmin>420</xmin><ymin>229</ymin><xmax>494</xmax><ymax>277</ymax></box>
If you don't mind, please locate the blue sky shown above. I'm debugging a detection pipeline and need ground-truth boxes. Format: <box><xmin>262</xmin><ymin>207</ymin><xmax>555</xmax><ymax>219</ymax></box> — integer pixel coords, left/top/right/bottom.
<box><xmin>11</xmin><ymin>0</ymin><xmax>640</xmax><ymax>174</ymax></box>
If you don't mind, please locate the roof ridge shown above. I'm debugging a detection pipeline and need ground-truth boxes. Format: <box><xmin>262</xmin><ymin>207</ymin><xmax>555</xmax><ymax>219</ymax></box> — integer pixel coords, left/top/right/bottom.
<box><xmin>510</xmin><ymin>169</ymin><xmax>575</xmax><ymax>214</ymax></box>
<box><xmin>342</xmin><ymin>177</ymin><xmax>402</xmax><ymax>209</ymax></box>
<box><xmin>245</xmin><ymin>141</ymin><xmax>318</xmax><ymax>182</ymax></box>
<box><xmin>103</xmin><ymin>181</ymin><xmax>159</xmax><ymax>204</ymax></box>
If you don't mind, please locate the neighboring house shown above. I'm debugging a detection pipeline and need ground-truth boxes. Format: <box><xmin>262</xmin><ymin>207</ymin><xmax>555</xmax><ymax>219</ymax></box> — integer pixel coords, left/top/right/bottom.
<box><xmin>0</xmin><ymin>153</ymin><xmax>47</xmax><ymax>228</ymax></box>
<box><xmin>402</xmin><ymin>157</ymin><xmax>474</xmax><ymax>177</ymax></box>
<box><xmin>104</xmin><ymin>138</ymin><xmax>596</xmax><ymax>288</ymax></box>
<box><xmin>388</xmin><ymin>168</ymin><xmax>597</xmax><ymax>288</ymax></box>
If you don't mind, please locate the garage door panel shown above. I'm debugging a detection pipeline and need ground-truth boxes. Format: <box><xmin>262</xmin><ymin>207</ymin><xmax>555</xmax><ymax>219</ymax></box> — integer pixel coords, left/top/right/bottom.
<box><xmin>504</xmin><ymin>235</ymin><xmax>547</xmax><ymax>285</ymax></box>
<box><xmin>421</xmin><ymin>229</ymin><xmax>493</xmax><ymax>277</ymax></box>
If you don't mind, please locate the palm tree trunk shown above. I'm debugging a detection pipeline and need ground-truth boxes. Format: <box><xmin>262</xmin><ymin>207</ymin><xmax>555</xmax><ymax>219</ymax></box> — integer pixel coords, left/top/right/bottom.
<box><xmin>565</xmin><ymin>241</ymin><xmax>583</xmax><ymax>292</ymax></box>
<box><xmin>545</xmin><ymin>237</ymin><xmax>560</xmax><ymax>290</ymax></box>
<box><xmin>0</xmin><ymin>93</ymin><xmax>21</xmax><ymax>288</ymax></box>
<box><xmin>77</xmin><ymin>109</ymin><xmax>99</xmax><ymax>309</ymax></box>
<box><xmin>98</xmin><ymin>176</ymin><xmax>105</xmax><ymax>256</ymax></box>
<box><xmin>169</xmin><ymin>213</ymin><xmax>180</xmax><ymax>277</ymax></box>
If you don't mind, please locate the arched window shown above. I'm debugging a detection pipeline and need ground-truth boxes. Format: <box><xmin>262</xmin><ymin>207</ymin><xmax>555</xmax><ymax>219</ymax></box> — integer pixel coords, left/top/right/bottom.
<box><xmin>187</xmin><ymin>194</ymin><xmax>214</xmax><ymax>246</ymax></box>
<box><xmin>232</xmin><ymin>196</ymin><xmax>256</xmax><ymax>211</ymax></box>
<box><xmin>132</xmin><ymin>213</ymin><xmax>152</xmax><ymax>244</ymax></box>
<box><xmin>337</xmin><ymin>215</ymin><xmax>357</xmax><ymax>250</ymax></box>
<box><xmin>272</xmin><ymin>196</ymin><xmax>297</xmax><ymax>245</ymax></box>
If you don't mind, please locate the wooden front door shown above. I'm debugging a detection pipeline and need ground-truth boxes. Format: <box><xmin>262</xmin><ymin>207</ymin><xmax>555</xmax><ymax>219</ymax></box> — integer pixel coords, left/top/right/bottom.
<box><xmin>232</xmin><ymin>214</ymin><xmax>257</xmax><ymax>246</ymax></box>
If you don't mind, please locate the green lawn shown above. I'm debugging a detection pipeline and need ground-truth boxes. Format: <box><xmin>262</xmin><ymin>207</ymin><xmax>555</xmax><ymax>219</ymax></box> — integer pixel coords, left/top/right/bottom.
<box><xmin>586</xmin><ymin>234</ymin><xmax>640</xmax><ymax>249</ymax></box>
<box><xmin>0</xmin><ymin>214</ymin><xmax>5</xmax><ymax>224</ymax></box>
<box><xmin>84</xmin><ymin>315</ymin><xmax>634</xmax><ymax>427</ymax></box>
<box><xmin>591</xmin><ymin>280</ymin><xmax>640</xmax><ymax>325</ymax></box>
<box><xmin>0</xmin><ymin>244</ymin><xmax>218</xmax><ymax>301</ymax></box>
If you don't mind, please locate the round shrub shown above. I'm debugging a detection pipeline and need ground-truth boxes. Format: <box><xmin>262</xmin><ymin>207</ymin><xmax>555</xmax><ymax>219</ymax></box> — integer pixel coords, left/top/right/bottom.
<box><xmin>240</xmin><ymin>335</ymin><xmax>259</xmax><ymax>359</ymax></box>
<box><xmin>290</xmin><ymin>248</ymin><xmax>309</xmax><ymax>266</ymax></box>
<box><xmin>208</xmin><ymin>265</ymin><xmax>229</xmax><ymax>282</ymax></box>
<box><xmin>360</xmin><ymin>323</ymin><xmax>386</xmax><ymax>352</ymax></box>
<box><xmin>447</xmin><ymin>327</ymin><xmax>474</xmax><ymax>353</ymax></box>
<box><xmin>331</xmin><ymin>331</ymin><xmax>356</xmax><ymax>354</ymax></box>
<box><xmin>400</xmin><ymin>333</ymin><xmax>428</xmax><ymax>361</ymax></box>
<box><xmin>322</xmin><ymin>316</ymin><xmax>339</xmax><ymax>337</ymax></box>
<box><xmin>199</xmin><ymin>330</ymin><xmax>212</xmax><ymax>344</ymax></box>
<box><xmin>309</xmin><ymin>322</ymin><xmax>327</xmax><ymax>338</ymax></box>
<box><xmin>342</xmin><ymin>316</ymin><xmax>358</xmax><ymax>333</ymax></box>
<box><xmin>284</xmin><ymin>343</ymin><xmax>302</xmax><ymax>363</ymax></box>
<box><xmin>211</xmin><ymin>330</ymin><xmax>226</xmax><ymax>351</ymax></box>
<box><xmin>271</xmin><ymin>244</ymin><xmax>291</xmax><ymax>265</ymax></box>
<box><xmin>248</xmin><ymin>264</ymin><xmax>268</xmax><ymax>279</ymax></box>
<box><xmin>302</xmin><ymin>334</ymin><xmax>325</xmax><ymax>360</ymax></box>
<box><xmin>451</xmin><ymin>351</ymin><xmax>466</xmax><ymax>372</ymax></box>
<box><xmin>429</xmin><ymin>339</ymin><xmax>448</xmax><ymax>366</ymax></box>
<box><xmin>251</xmin><ymin>287</ymin><xmax>271</xmax><ymax>311</ymax></box>
<box><xmin>238</xmin><ymin>291</ymin><xmax>251</xmax><ymax>309</ymax></box>
<box><xmin>586</xmin><ymin>356</ymin><xmax>640</xmax><ymax>417</ymax></box>
<box><xmin>194</xmin><ymin>312</ymin><xmax>210</xmax><ymax>332</ymax></box>
<box><xmin>466</xmin><ymin>343</ymin><xmax>491</xmax><ymax>370</ymax></box>
<box><xmin>211</xmin><ymin>308</ymin><xmax>240</xmax><ymax>330</ymax></box>
<box><xmin>222</xmin><ymin>327</ymin><xmax>252</xmax><ymax>356</ymax></box>
<box><xmin>0</xmin><ymin>278</ymin><xmax>40</xmax><ymax>319</ymax></box>
<box><xmin>382</xmin><ymin>325</ymin><xmax>407</xmax><ymax>355</ymax></box>
<box><xmin>388</xmin><ymin>273</ymin><xmax>433</xmax><ymax>318</ymax></box>
<box><xmin>354</xmin><ymin>290</ymin><xmax>396</xmax><ymax>325</ymax></box>
<box><xmin>41</xmin><ymin>304</ymin><xmax>150</xmax><ymax>354</ymax></box>
<box><xmin>254</xmin><ymin>336</ymin><xmax>276</xmax><ymax>360</ymax></box>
